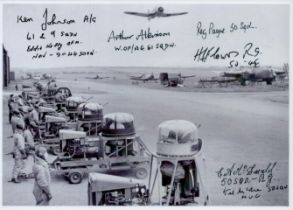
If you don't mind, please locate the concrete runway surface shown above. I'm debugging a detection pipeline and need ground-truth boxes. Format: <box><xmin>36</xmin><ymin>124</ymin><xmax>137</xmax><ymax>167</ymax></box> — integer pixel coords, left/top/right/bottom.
<box><xmin>2</xmin><ymin>75</ymin><xmax>288</xmax><ymax>206</ymax></box>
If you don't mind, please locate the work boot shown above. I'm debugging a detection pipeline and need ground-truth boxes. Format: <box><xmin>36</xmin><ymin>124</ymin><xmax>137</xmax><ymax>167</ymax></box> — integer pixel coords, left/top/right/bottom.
<box><xmin>11</xmin><ymin>178</ymin><xmax>21</xmax><ymax>183</ymax></box>
<box><xmin>18</xmin><ymin>172</ymin><xmax>27</xmax><ymax>180</ymax></box>
<box><xmin>26</xmin><ymin>172</ymin><xmax>35</xmax><ymax>179</ymax></box>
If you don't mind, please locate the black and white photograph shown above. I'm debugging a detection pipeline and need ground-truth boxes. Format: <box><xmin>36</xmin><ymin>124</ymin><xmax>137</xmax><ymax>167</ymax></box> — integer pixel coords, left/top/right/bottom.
<box><xmin>1</xmin><ymin>1</ymin><xmax>290</xmax><ymax>207</ymax></box>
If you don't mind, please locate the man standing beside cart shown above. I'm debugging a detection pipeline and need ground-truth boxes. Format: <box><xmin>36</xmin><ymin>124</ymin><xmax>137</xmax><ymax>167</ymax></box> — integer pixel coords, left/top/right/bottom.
<box><xmin>32</xmin><ymin>147</ymin><xmax>52</xmax><ymax>205</ymax></box>
<box><xmin>11</xmin><ymin>122</ymin><xmax>27</xmax><ymax>183</ymax></box>
<box><xmin>28</xmin><ymin>104</ymin><xmax>42</xmax><ymax>140</ymax></box>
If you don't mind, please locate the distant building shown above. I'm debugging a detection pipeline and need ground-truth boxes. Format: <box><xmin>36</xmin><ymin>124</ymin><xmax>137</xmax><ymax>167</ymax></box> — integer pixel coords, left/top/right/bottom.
<box><xmin>3</xmin><ymin>46</ymin><xmax>10</xmax><ymax>87</ymax></box>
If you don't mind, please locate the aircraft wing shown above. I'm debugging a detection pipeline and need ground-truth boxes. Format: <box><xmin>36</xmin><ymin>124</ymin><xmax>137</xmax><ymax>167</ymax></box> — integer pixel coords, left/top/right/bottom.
<box><xmin>130</xmin><ymin>74</ymin><xmax>145</xmax><ymax>80</ymax></box>
<box><xmin>85</xmin><ymin>77</ymin><xmax>98</xmax><ymax>79</ymax></box>
<box><xmin>86</xmin><ymin>75</ymin><xmax>110</xmax><ymax>80</ymax></box>
<box><xmin>97</xmin><ymin>76</ymin><xmax>110</xmax><ymax>79</ymax></box>
<box><xmin>274</xmin><ymin>70</ymin><xmax>286</xmax><ymax>76</ymax></box>
<box><xmin>162</xmin><ymin>12</ymin><xmax>188</xmax><ymax>17</ymax></box>
<box><xmin>143</xmin><ymin>77</ymin><xmax>158</xmax><ymax>81</ymax></box>
<box><xmin>131</xmin><ymin>77</ymin><xmax>145</xmax><ymax>81</ymax></box>
<box><xmin>134</xmin><ymin>77</ymin><xmax>158</xmax><ymax>82</ymax></box>
<box><xmin>124</xmin><ymin>11</ymin><xmax>155</xmax><ymax>17</ymax></box>
<box><xmin>223</xmin><ymin>72</ymin><xmax>243</xmax><ymax>78</ymax></box>
<box><xmin>181</xmin><ymin>75</ymin><xmax>196</xmax><ymax>79</ymax></box>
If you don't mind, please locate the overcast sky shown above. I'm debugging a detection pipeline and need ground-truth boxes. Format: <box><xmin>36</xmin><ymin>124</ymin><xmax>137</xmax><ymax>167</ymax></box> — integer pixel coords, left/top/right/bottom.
<box><xmin>3</xmin><ymin>4</ymin><xmax>289</xmax><ymax>69</ymax></box>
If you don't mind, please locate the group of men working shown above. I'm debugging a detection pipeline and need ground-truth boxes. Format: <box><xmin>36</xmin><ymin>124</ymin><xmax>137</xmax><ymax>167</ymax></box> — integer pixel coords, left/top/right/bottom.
<box><xmin>34</xmin><ymin>80</ymin><xmax>67</xmax><ymax>103</ymax></box>
<box><xmin>8</xmin><ymin>93</ymin><xmax>52</xmax><ymax>205</ymax></box>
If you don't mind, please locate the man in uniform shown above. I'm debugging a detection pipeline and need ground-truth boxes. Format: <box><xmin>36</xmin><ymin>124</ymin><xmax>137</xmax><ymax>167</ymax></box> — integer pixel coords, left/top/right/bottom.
<box><xmin>55</xmin><ymin>92</ymin><xmax>65</xmax><ymax>103</ymax></box>
<box><xmin>19</xmin><ymin>105</ymin><xmax>30</xmax><ymax>125</ymax></box>
<box><xmin>11</xmin><ymin>110</ymin><xmax>25</xmax><ymax>134</ymax></box>
<box><xmin>28</xmin><ymin>104</ymin><xmax>42</xmax><ymax>140</ymax></box>
<box><xmin>24</xmin><ymin>124</ymin><xmax>35</xmax><ymax>153</ymax></box>
<box><xmin>11</xmin><ymin>122</ymin><xmax>27</xmax><ymax>183</ymax></box>
<box><xmin>47</xmin><ymin>80</ymin><xmax>57</xmax><ymax>96</ymax></box>
<box><xmin>32</xmin><ymin>147</ymin><xmax>52</xmax><ymax>205</ymax></box>
<box><xmin>8</xmin><ymin>94</ymin><xmax>14</xmax><ymax>123</ymax></box>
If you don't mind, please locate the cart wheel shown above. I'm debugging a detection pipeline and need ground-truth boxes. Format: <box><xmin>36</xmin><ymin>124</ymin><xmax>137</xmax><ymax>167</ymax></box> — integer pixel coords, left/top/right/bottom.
<box><xmin>135</xmin><ymin>166</ymin><xmax>148</xmax><ymax>179</ymax></box>
<box><xmin>51</xmin><ymin>146</ymin><xmax>61</xmax><ymax>156</ymax></box>
<box><xmin>99</xmin><ymin>163</ymin><xmax>107</xmax><ymax>169</ymax></box>
<box><xmin>68</xmin><ymin>171</ymin><xmax>83</xmax><ymax>184</ymax></box>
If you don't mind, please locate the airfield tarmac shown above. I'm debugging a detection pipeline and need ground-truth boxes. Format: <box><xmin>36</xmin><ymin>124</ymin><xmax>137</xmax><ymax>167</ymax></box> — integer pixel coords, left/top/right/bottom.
<box><xmin>2</xmin><ymin>68</ymin><xmax>289</xmax><ymax>205</ymax></box>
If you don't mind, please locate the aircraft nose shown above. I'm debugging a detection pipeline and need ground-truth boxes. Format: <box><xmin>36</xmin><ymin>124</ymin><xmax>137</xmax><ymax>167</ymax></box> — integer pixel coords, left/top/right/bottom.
<box><xmin>158</xmin><ymin>7</ymin><xmax>164</xmax><ymax>12</ymax></box>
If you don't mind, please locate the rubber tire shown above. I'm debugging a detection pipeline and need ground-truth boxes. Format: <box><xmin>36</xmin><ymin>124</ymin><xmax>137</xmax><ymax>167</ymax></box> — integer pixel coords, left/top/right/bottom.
<box><xmin>51</xmin><ymin>146</ymin><xmax>61</xmax><ymax>156</ymax></box>
<box><xmin>99</xmin><ymin>164</ymin><xmax>107</xmax><ymax>169</ymax></box>
<box><xmin>135</xmin><ymin>167</ymin><xmax>148</xmax><ymax>179</ymax></box>
<box><xmin>68</xmin><ymin>171</ymin><xmax>83</xmax><ymax>184</ymax></box>
<box><xmin>266</xmin><ymin>80</ymin><xmax>272</xmax><ymax>85</ymax></box>
<box><xmin>240</xmin><ymin>79</ymin><xmax>246</xmax><ymax>86</ymax></box>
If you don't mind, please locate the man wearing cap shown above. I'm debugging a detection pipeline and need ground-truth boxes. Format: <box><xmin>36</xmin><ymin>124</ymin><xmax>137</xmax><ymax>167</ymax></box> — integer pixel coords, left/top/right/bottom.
<box><xmin>47</xmin><ymin>80</ymin><xmax>57</xmax><ymax>96</ymax></box>
<box><xmin>29</xmin><ymin>104</ymin><xmax>39</xmax><ymax>124</ymax></box>
<box><xmin>55</xmin><ymin>92</ymin><xmax>65</xmax><ymax>103</ymax></box>
<box><xmin>8</xmin><ymin>94</ymin><xmax>14</xmax><ymax>123</ymax></box>
<box><xmin>29</xmin><ymin>104</ymin><xmax>42</xmax><ymax>140</ymax></box>
<box><xmin>15</xmin><ymin>95</ymin><xmax>24</xmax><ymax>109</ymax></box>
<box><xmin>19</xmin><ymin>105</ymin><xmax>30</xmax><ymax>123</ymax></box>
<box><xmin>11</xmin><ymin>110</ymin><xmax>25</xmax><ymax>134</ymax></box>
<box><xmin>11</xmin><ymin>122</ymin><xmax>27</xmax><ymax>183</ymax></box>
<box><xmin>32</xmin><ymin>147</ymin><xmax>52</xmax><ymax>205</ymax></box>
<box><xmin>25</xmin><ymin>106</ymin><xmax>34</xmax><ymax>123</ymax></box>
<box><xmin>24</xmin><ymin>124</ymin><xmax>35</xmax><ymax>154</ymax></box>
